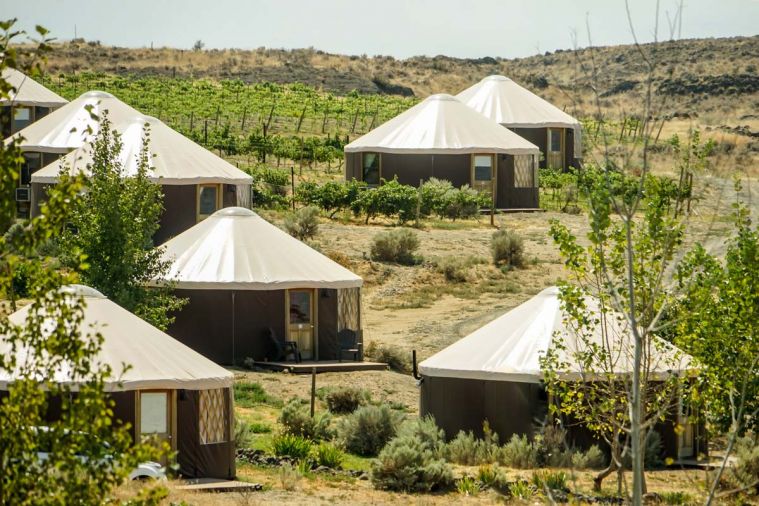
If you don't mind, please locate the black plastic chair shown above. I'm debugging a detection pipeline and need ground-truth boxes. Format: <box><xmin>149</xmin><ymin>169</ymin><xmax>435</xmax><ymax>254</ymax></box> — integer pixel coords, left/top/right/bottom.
<box><xmin>337</xmin><ymin>329</ymin><xmax>361</xmax><ymax>362</ymax></box>
<box><xmin>263</xmin><ymin>327</ymin><xmax>301</xmax><ymax>363</ymax></box>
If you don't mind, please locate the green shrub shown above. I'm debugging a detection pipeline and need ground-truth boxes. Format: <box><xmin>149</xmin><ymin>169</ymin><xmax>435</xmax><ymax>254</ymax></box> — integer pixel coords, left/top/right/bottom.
<box><xmin>325</xmin><ymin>387</ymin><xmax>369</xmax><ymax>414</ymax></box>
<box><xmin>279</xmin><ymin>398</ymin><xmax>332</xmax><ymax>441</ymax></box>
<box><xmin>10</xmin><ymin>260</ymin><xmax>31</xmax><ymax>298</ymax></box>
<box><xmin>571</xmin><ymin>445</ymin><xmax>606</xmax><ymax>470</ymax></box>
<box><xmin>272</xmin><ymin>433</ymin><xmax>312</xmax><ymax>460</ymax></box>
<box><xmin>312</xmin><ymin>442</ymin><xmax>344</xmax><ymax>469</ymax></box>
<box><xmin>499</xmin><ymin>434</ymin><xmax>539</xmax><ymax>469</ymax></box>
<box><xmin>278</xmin><ymin>462</ymin><xmax>301</xmax><ymax>490</ymax></box>
<box><xmin>338</xmin><ymin>404</ymin><xmax>402</xmax><ymax>457</ymax></box>
<box><xmin>658</xmin><ymin>491</ymin><xmax>695</xmax><ymax>505</ymax></box>
<box><xmin>446</xmin><ymin>423</ymin><xmax>500</xmax><ymax>465</ymax></box>
<box><xmin>508</xmin><ymin>480</ymin><xmax>534</xmax><ymax>500</ymax></box>
<box><xmin>532</xmin><ymin>470</ymin><xmax>568</xmax><ymax>492</ymax></box>
<box><xmin>444</xmin><ymin>185</ymin><xmax>485</xmax><ymax>220</ymax></box>
<box><xmin>234</xmin><ymin>420</ymin><xmax>254</xmax><ymax>449</ymax></box>
<box><xmin>419</xmin><ymin>178</ymin><xmax>455</xmax><ymax>217</ymax></box>
<box><xmin>371</xmin><ymin>417</ymin><xmax>453</xmax><ymax>492</ymax></box>
<box><xmin>250</xmin><ymin>421</ymin><xmax>272</xmax><ymax>434</ymax></box>
<box><xmin>456</xmin><ymin>475</ymin><xmax>480</xmax><ymax>496</ymax></box>
<box><xmin>363</xmin><ymin>342</ymin><xmax>410</xmax><ymax>373</ymax></box>
<box><xmin>370</xmin><ymin>228</ymin><xmax>420</xmax><ymax>265</ymax></box>
<box><xmin>623</xmin><ymin>430</ymin><xmax>664</xmax><ymax>469</ymax></box>
<box><xmin>476</xmin><ymin>464</ymin><xmax>506</xmax><ymax>489</ymax></box>
<box><xmin>419</xmin><ymin>178</ymin><xmax>489</xmax><ymax>220</ymax></box>
<box><xmin>283</xmin><ymin>206</ymin><xmax>320</xmax><ymax>240</ymax></box>
<box><xmin>296</xmin><ymin>180</ymin><xmax>363</xmax><ymax>218</ymax></box>
<box><xmin>234</xmin><ymin>382</ymin><xmax>281</xmax><ymax>408</ymax></box>
<box><xmin>356</xmin><ymin>178</ymin><xmax>418</xmax><ymax>224</ymax></box>
<box><xmin>435</xmin><ymin>256</ymin><xmax>472</xmax><ymax>283</ymax></box>
<box><xmin>537</xmin><ymin>424</ymin><xmax>573</xmax><ymax>467</ymax></box>
<box><xmin>250</xmin><ymin>166</ymin><xmax>291</xmax><ymax>208</ymax></box>
<box><xmin>491</xmin><ymin>229</ymin><xmax>525</xmax><ymax>267</ymax></box>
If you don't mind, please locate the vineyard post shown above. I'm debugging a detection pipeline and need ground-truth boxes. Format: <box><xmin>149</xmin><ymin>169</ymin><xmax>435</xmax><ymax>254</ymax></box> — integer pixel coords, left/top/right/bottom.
<box><xmin>190</xmin><ymin>112</ymin><xmax>194</xmax><ymax>132</ymax></box>
<box><xmin>241</xmin><ymin>107</ymin><xmax>247</xmax><ymax>131</ymax></box>
<box><xmin>291</xmin><ymin>167</ymin><xmax>296</xmax><ymax>211</ymax></box>
<box><xmin>203</xmin><ymin>119</ymin><xmax>208</xmax><ymax>145</ymax></box>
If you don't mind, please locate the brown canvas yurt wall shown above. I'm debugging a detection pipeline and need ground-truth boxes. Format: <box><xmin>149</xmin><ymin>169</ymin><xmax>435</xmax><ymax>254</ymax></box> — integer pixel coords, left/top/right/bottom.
<box><xmin>168</xmin><ymin>288</ymin><xmax>343</xmax><ymax>365</ymax></box>
<box><xmin>510</xmin><ymin>127</ymin><xmax>578</xmax><ymax>170</ymax></box>
<box><xmin>345</xmin><ymin>152</ymin><xmax>538</xmax><ymax>210</ymax></box>
<box><xmin>156</xmin><ymin>184</ymin><xmax>238</xmax><ymax>245</ymax></box>
<box><xmin>177</xmin><ymin>388</ymin><xmax>236</xmax><ymax>480</ymax></box>
<box><xmin>421</xmin><ymin>376</ymin><xmax>700</xmax><ymax>460</ymax></box>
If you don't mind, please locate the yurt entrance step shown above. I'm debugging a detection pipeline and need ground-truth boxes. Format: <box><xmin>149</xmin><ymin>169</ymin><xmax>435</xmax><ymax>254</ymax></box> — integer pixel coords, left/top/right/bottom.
<box><xmin>252</xmin><ymin>360</ymin><xmax>387</xmax><ymax>374</ymax></box>
<box><xmin>176</xmin><ymin>478</ymin><xmax>263</xmax><ymax>493</ymax></box>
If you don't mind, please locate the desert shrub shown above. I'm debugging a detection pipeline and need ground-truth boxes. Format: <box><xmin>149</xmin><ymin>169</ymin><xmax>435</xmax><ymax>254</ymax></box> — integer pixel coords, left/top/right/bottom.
<box><xmin>456</xmin><ymin>475</ymin><xmax>480</xmax><ymax>496</ymax></box>
<box><xmin>722</xmin><ymin>436</ymin><xmax>759</xmax><ymax>494</ymax></box>
<box><xmin>279</xmin><ymin>398</ymin><xmax>332</xmax><ymax>441</ymax></box>
<box><xmin>443</xmin><ymin>185</ymin><xmax>486</xmax><ymax>220</ymax></box>
<box><xmin>419</xmin><ymin>179</ymin><xmax>489</xmax><ymax>220</ymax></box>
<box><xmin>446</xmin><ymin>422</ymin><xmax>499</xmax><ymax>465</ymax></box>
<box><xmin>477</xmin><ymin>464</ymin><xmax>507</xmax><ymax>489</ymax></box>
<box><xmin>537</xmin><ymin>424</ymin><xmax>573</xmax><ymax>467</ymax></box>
<box><xmin>234</xmin><ymin>420</ymin><xmax>254</xmax><ymax>449</ymax></box>
<box><xmin>370</xmin><ymin>228</ymin><xmax>420</xmax><ymax>265</ymax></box>
<box><xmin>279</xmin><ymin>463</ymin><xmax>301</xmax><ymax>490</ymax></box>
<box><xmin>272</xmin><ymin>433</ymin><xmax>312</xmax><ymax>460</ymax></box>
<box><xmin>435</xmin><ymin>255</ymin><xmax>482</xmax><ymax>283</ymax></box>
<box><xmin>499</xmin><ymin>434</ymin><xmax>540</xmax><ymax>469</ymax></box>
<box><xmin>325</xmin><ymin>387</ymin><xmax>369</xmax><ymax>414</ymax></box>
<box><xmin>283</xmin><ymin>206</ymin><xmax>320</xmax><ymax>240</ymax></box>
<box><xmin>531</xmin><ymin>470</ymin><xmax>569</xmax><ymax>492</ymax></box>
<box><xmin>338</xmin><ymin>404</ymin><xmax>402</xmax><ymax>456</ymax></box>
<box><xmin>371</xmin><ymin>417</ymin><xmax>453</xmax><ymax>492</ymax></box>
<box><xmin>491</xmin><ymin>229</ymin><xmax>525</xmax><ymax>268</ymax></box>
<box><xmin>234</xmin><ymin>382</ymin><xmax>281</xmax><ymax>408</ymax></box>
<box><xmin>312</xmin><ymin>442</ymin><xmax>344</xmax><ymax>469</ymax></box>
<box><xmin>363</xmin><ymin>342</ymin><xmax>410</xmax><ymax>373</ymax></box>
<box><xmin>571</xmin><ymin>445</ymin><xmax>606</xmax><ymax>470</ymax></box>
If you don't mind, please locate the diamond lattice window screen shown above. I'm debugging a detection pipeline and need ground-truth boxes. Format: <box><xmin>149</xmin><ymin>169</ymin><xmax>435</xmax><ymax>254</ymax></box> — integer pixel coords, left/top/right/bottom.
<box><xmin>337</xmin><ymin>287</ymin><xmax>361</xmax><ymax>331</ymax></box>
<box><xmin>514</xmin><ymin>155</ymin><xmax>536</xmax><ymax>188</ymax></box>
<box><xmin>199</xmin><ymin>389</ymin><xmax>227</xmax><ymax>444</ymax></box>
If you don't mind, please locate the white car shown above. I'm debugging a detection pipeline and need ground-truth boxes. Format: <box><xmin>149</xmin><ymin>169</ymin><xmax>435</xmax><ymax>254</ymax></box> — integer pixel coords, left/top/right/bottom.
<box><xmin>33</xmin><ymin>426</ymin><xmax>167</xmax><ymax>481</ymax></box>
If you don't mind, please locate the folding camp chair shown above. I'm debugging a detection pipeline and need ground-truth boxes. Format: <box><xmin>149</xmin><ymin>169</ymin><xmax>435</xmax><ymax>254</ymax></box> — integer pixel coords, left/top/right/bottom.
<box><xmin>337</xmin><ymin>329</ymin><xmax>361</xmax><ymax>362</ymax></box>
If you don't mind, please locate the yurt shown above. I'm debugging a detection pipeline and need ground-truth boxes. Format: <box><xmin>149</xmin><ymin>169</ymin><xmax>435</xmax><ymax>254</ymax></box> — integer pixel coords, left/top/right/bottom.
<box><xmin>418</xmin><ymin>286</ymin><xmax>702</xmax><ymax>460</ymax></box>
<box><xmin>1</xmin><ymin>68</ymin><xmax>67</xmax><ymax>139</ymax></box>
<box><xmin>0</xmin><ymin>285</ymin><xmax>236</xmax><ymax>479</ymax></box>
<box><xmin>457</xmin><ymin>75</ymin><xmax>582</xmax><ymax>169</ymax></box>
<box><xmin>344</xmin><ymin>94</ymin><xmax>541</xmax><ymax>210</ymax></box>
<box><xmin>152</xmin><ymin>207</ymin><xmax>364</xmax><ymax>365</ymax></box>
<box><xmin>31</xmin><ymin>113</ymin><xmax>253</xmax><ymax>244</ymax></box>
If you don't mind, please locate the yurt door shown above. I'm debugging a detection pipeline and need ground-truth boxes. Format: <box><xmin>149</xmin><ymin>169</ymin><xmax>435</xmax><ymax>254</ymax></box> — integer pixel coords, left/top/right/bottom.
<box><xmin>471</xmin><ymin>154</ymin><xmax>495</xmax><ymax>200</ymax></box>
<box><xmin>288</xmin><ymin>289</ymin><xmax>316</xmax><ymax>360</ymax></box>
<box><xmin>546</xmin><ymin>129</ymin><xmax>565</xmax><ymax>169</ymax></box>
<box><xmin>138</xmin><ymin>390</ymin><xmax>176</xmax><ymax>463</ymax></box>
<box><xmin>677</xmin><ymin>395</ymin><xmax>695</xmax><ymax>459</ymax></box>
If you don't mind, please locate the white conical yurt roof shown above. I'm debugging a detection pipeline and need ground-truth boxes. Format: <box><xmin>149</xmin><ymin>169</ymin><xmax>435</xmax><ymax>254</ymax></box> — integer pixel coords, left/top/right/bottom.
<box><xmin>152</xmin><ymin>207</ymin><xmax>363</xmax><ymax>290</ymax></box>
<box><xmin>419</xmin><ymin>286</ymin><xmax>691</xmax><ymax>383</ymax></box>
<box><xmin>1</xmin><ymin>68</ymin><xmax>67</xmax><ymax>107</ymax></box>
<box><xmin>457</xmin><ymin>76</ymin><xmax>582</xmax><ymax>155</ymax></box>
<box><xmin>6</xmin><ymin>90</ymin><xmax>141</xmax><ymax>153</ymax></box>
<box><xmin>0</xmin><ymin>285</ymin><xmax>233</xmax><ymax>391</ymax></box>
<box><xmin>344</xmin><ymin>94</ymin><xmax>539</xmax><ymax>155</ymax></box>
<box><xmin>31</xmin><ymin>114</ymin><xmax>253</xmax><ymax>185</ymax></box>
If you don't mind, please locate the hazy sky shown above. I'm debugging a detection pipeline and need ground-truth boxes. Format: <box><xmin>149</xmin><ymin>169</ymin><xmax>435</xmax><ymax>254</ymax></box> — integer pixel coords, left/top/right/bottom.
<box><xmin>4</xmin><ymin>0</ymin><xmax>758</xmax><ymax>59</ymax></box>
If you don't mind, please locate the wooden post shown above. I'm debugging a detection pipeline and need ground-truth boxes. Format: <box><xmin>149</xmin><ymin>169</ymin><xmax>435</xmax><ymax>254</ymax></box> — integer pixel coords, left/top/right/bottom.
<box><xmin>203</xmin><ymin>119</ymin><xmax>208</xmax><ymax>145</ymax></box>
<box><xmin>310</xmin><ymin>367</ymin><xmax>316</xmax><ymax>418</ymax></box>
<box><xmin>291</xmin><ymin>167</ymin><xmax>296</xmax><ymax>211</ymax></box>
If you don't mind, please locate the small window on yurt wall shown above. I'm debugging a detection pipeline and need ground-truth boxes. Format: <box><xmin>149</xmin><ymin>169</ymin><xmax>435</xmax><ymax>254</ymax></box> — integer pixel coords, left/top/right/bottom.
<box><xmin>362</xmin><ymin>153</ymin><xmax>380</xmax><ymax>186</ymax></box>
<box><xmin>199</xmin><ymin>389</ymin><xmax>228</xmax><ymax>445</ymax></box>
<box><xmin>514</xmin><ymin>155</ymin><xmax>537</xmax><ymax>188</ymax></box>
<box><xmin>197</xmin><ymin>184</ymin><xmax>221</xmax><ymax>222</ymax></box>
<box><xmin>471</xmin><ymin>154</ymin><xmax>494</xmax><ymax>195</ymax></box>
<box><xmin>12</xmin><ymin>106</ymin><xmax>33</xmax><ymax>133</ymax></box>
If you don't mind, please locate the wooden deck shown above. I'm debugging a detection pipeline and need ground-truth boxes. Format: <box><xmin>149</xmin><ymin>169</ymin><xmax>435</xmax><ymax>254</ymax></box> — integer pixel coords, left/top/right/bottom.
<box><xmin>176</xmin><ymin>478</ymin><xmax>262</xmax><ymax>493</ymax></box>
<box><xmin>252</xmin><ymin>360</ymin><xmax>387</xmax><ymax>373</ymax></box>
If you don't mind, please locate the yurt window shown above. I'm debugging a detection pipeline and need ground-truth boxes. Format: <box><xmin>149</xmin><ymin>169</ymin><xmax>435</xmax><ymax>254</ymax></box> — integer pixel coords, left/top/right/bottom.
<box><xmin>12</xmin><ymin>106</ymin><xmax>33</xmax><ymax>133</ymax></box>
<box><xmin>197</xmin><ymin>184</ymin><xmax>221</xmax><ymax>221</ymax></box>
<box><xmin>138</xmin><ymin>391</ymin><xmax>172</xmax><ymax>449</ymax></box>
<box><xmin>514</xmin><ymin>155</ymin><xmax>537</xmax><ymax>188</ymax></box>
<box><xmin>471</xmin><ymin>154</ymin><xmax>494</xmax><ymax>195</ymax></box>
<box><xmin>200</xmin><ymin>389</ymin><xmax>228</xmax><ymax>445</ymax></box>
<box><xmin>362</xmin><ymin>153</ymin><xmax>380</xmax><ymax>186</ymax></box>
